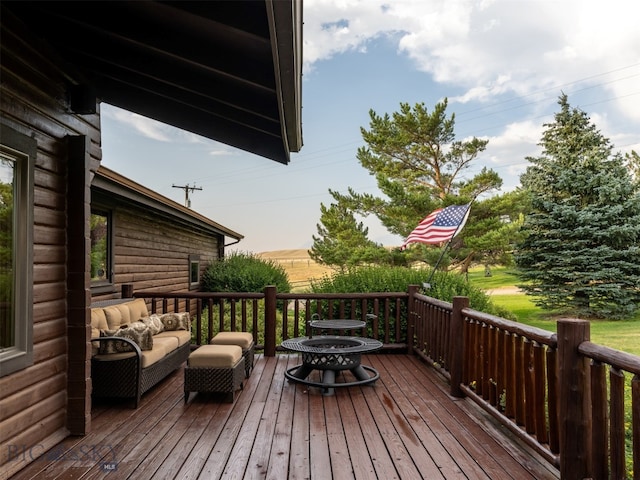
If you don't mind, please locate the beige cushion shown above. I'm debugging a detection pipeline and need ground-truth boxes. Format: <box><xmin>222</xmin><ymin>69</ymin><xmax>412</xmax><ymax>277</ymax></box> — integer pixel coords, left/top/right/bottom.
<box><xmin>155</xmin><ymin>330</ymin><xmax>191</xmax><ymax>347</ymax></box>
<box><xmin>93</xmin><ymin>347</ymin><xmax>164</xmax><ymax>369</ymax></box>
<box><xmin>210</xmin><ymin>332</ymin><xmax>254</xmax><ymax>350</ymax></box>
<box><xmin>152</xmin><ymin>336</ymin><xmax>179</xmax><ymax>355</ymax></box>
<box><xmin>90</xmin><ymin>309</ymin><xmax>109</xmax><ymax>356</ymax></box>
<box><xmin>140</xmin><ymin>347</ymin><xmax>167</xmax><ymax>369</ymax></box>
<box><xmin>188</xmin><ymin>345</ymin><xmax>242</xmax><ymax>368</ymax></box>
<box><xmin>127</xmin><ymin>298</ymin><xmax>150</xmax><ymax>322</ymax></box>
<box><xmin>91</xmin><ymin>308</ymin><xmax>108</xmax><ymax>333</ymax></box>
<box><xmin>103</xmin><ymin>305</ymin><xmax>125</xmax><ymax>329</ymax></box>
<box><xmin>93</xmin><ymin>351</ymin><xmax>136</xmax><ymax>362</ymax></box>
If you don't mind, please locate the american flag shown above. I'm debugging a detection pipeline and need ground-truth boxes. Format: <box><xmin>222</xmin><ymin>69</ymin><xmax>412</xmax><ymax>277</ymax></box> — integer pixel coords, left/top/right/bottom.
<box><xmin>401</xmin><ymin>204</ymin><xmax>471</xmax><ymax>249</ymax></box>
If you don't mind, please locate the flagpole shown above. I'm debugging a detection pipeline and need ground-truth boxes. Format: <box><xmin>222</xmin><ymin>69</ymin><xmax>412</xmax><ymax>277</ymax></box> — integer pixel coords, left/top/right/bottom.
<box><xmin>423</xmin><ymin>201</ymin><xmax>474</xmax><ymax>290</ymax></box>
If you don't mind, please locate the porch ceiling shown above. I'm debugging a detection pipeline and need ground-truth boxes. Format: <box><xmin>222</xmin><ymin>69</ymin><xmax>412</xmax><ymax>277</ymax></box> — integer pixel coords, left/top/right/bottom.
<box><xmin>6</xmin><ymin>0</ymin><xmax>302</xmax><ymax>164</ymax></box>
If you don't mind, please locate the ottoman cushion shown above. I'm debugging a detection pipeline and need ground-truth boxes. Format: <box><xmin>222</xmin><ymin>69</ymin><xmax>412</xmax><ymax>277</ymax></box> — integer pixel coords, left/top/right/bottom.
<box><xmin>210</xmin><ymin>332</ymin><xmax>254</xmax><ymax>349</ymax></box>
<box><xmin>188</xmin><ymin>344</ymin><xmax>242</xmax><ymax>368</ymax></box>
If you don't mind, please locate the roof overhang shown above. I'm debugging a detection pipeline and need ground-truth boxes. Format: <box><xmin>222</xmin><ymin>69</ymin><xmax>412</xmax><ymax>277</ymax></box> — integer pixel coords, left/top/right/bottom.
<box><xmin>5</xmin><ymin>1</ymin><xmax>303</xmax><ymax>164</ymax></box>
<box><xmin>92</xmin><ymin>165</ymin><xmax>244</xmax><ymax>241</ymax></box>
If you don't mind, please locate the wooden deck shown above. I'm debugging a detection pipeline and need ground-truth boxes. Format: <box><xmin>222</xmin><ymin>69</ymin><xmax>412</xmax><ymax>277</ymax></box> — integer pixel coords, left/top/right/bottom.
<box><xmin>10</xmin><ymin>354</ymin><xmax>559</xmax><ymax>480</ymax></box>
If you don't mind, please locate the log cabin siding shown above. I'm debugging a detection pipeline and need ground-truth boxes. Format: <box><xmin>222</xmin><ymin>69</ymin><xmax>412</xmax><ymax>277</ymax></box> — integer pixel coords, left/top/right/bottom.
<box><xmin>89</xmin><ymin>165</ymin><xmax>241</xmax><ymax>303</ymax></box>
<box><xmin>103</xmin><ymin>204</ymin><xmax>222</xmax><ymax>295</ymax></box>
<box><xmin>1</xmin><ymin>11</ymin><xmax>100</xmax><ymax>477</ymax></box>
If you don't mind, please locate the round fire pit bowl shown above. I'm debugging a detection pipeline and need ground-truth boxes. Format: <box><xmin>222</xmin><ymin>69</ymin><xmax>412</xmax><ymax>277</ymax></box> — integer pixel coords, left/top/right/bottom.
<box><xmin>297</xmin><ymin>337</ymin><xmax>366</xmax><ymax>370</ymax></box>
<box><xmin>281</xmin><ymin>335</ymin><xmax>382</xmax><ymax>395</ymax></box>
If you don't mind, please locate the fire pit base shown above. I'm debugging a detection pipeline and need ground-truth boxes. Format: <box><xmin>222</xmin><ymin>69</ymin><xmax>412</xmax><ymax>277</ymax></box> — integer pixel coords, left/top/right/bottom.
<box><xmin>285</xmin><ymin>364</ymin><xmax>379</xmax><ymax>396</ymax></box>
<box><xmin>281</xmin><ymin>336</ymin><xmax>383</xmax><ymax>395</ymax></box>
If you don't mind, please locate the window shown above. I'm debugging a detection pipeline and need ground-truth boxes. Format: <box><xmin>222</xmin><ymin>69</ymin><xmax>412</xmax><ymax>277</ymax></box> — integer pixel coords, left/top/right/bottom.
<box><xmin>0</xmin><ymin>125</ymin><xmax>34</xmax><ymax>377</ymax></box>
<box><xmin>90</xmin><ymin>210</ymin><xmax>112</xmax><ymax>285</ymax></box>
<box><xmin>189</xmin><ymin>254</ymin><xmax>200</xmax><ymax>290</ymax></box>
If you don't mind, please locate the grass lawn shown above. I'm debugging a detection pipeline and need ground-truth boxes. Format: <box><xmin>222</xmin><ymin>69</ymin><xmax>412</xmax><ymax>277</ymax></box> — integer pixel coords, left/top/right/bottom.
<box><xmin>466</xmin><ymin>266</ymin><xmax>523</xmax><ymax>289</ymax></box>
<box><xmin>469</xmin><ymin>266</ymin><xmax>640</xmax><ymax>356</ymax></box>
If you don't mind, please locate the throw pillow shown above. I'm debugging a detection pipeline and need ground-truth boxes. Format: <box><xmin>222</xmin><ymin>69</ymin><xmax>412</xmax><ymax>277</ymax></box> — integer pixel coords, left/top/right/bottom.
<box><xmin>159</xmin><ymin>312</ymin><xmax>190</xmax><ymax>331</ymax></box>
<box><xmin>98</xmin><ymin>329</ymin><xmax>134</xmax><ymax>354</ymax></box>
<box><xmin>131</xmin><ymin>325</ymin><xmax>153</xmax><ymax>351</ymax></box>
<box><xmin>98</xmin><ymin>325</ymin><xmax>153</xmax><ymax>354</ymax></box>
<box><xmin>141</xmin><ymin>314</ymin><xmax>164</xmax><ymax>335</ymax></box>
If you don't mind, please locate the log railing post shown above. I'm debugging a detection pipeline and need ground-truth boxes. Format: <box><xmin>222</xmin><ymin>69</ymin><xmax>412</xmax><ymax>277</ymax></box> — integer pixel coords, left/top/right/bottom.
<box><xmin>407</xmin><ymin>285</ymin><xmax>419</xmax><ymax>355</ymax></box>
<box><xmin>450</xmin><ymin>296</ymin><xmax>469</xmax><ymax>398</ymax></box>
<box><xmin>264</xmin><ymin>285</ymin><xmax>277</xmax><ymax>357</ymax></box>
<box><xmin>557</xmin><ymin>318</ymin><xmax>592</xmax><ymax>479</ymax></box>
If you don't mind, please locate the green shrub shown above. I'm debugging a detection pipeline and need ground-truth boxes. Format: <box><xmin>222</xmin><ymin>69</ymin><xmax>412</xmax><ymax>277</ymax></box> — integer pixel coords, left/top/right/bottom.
<box><xmin>201</xmin><ymin>251</ymin><xmax>291</xmax><ymax>293</ymax></box>
<box><xmin>311</xmin><ymin>266</ymin><xmax>515</xmax><ymax>320</ymax></box>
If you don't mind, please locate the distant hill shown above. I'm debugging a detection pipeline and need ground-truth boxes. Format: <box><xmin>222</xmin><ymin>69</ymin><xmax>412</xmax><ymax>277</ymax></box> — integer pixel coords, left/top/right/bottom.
<box><xmin>257</xmin><ymin>249</ymin><xmax>310</xmax><ymax>260</ymax></box>
<box><xmin>257</xmin><ymin>249</ymin><xmax>332</xmax><ymax>290</ymax></box>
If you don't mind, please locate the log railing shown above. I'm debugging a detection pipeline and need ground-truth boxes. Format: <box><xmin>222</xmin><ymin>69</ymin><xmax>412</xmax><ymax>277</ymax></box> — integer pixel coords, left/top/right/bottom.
<box><xmin>412</xmin><ymin>292</ymin><xmax>639</xmax><ymax>480</ymax></box>
<box><xmin>565</xmin><ymin>320</ymin><xmax>640</xmax><ymax>480</ymax></box>
<box><xmin>274</xmin><ymin>290</ymin><xmax>409</xmax><ymax>349</ymax></box>
<box><xmin>412</xmin><ymin>293</ymin><xmax>560</xmax><ymax>465</ymax></box>
<box><xmin>132</xmin><ymin>287</ymin><xmax>410</xmax><ymax>355</ymax></box>
<box><xmin>128</xmin><ymin>285</ymin><xmax>639</xmax><ymax>479</ymax></box>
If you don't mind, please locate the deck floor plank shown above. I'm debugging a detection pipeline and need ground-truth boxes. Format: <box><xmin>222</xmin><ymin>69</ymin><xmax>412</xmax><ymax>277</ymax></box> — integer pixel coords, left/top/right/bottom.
<box><xmin>8</xmin><ymin>353</ymin><xmax>560</xmax><ymax>480</ymax></box>
<box><xmin>179</xmin><ymin>356</ymin><xmax>270</xmax><ymax>480</ymax></box>
<box><xmin>396</xmin><ymin>355</ymin><xmax>556</xmax><ymax>479</ymax></box>
<box><xmin>200</xmin><ymin>354</ymin><xmax>279</xmax><ymax>479</ymax></box>
<box><xmin>354</xmin><ymin>376</ymin><xmax>428</xmax><ymax>480</ymax></box>
<box><xmin>347</xmin><ymin>376</ymin><xmax>403</xmax><ymax>479</ymax></box>
<box><xmin>288</xmin><ymin>365</ymin><xmax>311</xmax><ymax>480</ymax></box>
<box><xmin>308</xmin><ymin>377</ymin><xmax>332</xmax><ymax>480</ymax></box>
<box><xmin>233</xmin><ymin>354</ymin><xmax>288</xmax><ymax>480</ymax></box>
<box><xmin>395</xmin><ymin>354</ymin><xmax>528</xmax><ymax>479</ymax></box>
<box><xmin>264</xmin><ymin>355</ymin><xmax>297</xmax><ymax>480</ymax></box>
<box><xmin>83</xmin><ymin>377</ymin><xmax>187</xmax><ymax>480</ymax></box>
<box><xmin>323</xmin><ymin>389</ymin><xmax>355</xmax><ymax>480</ymax></box>
<box><xmin>332</xmin><ymin>382</ymin><xmax>377</xmax><ymax>480</ymax></box>
<box><xmin>367</xmin><ymin>355</ymin><xmax>459</xmax><ymax>479</ymax></box>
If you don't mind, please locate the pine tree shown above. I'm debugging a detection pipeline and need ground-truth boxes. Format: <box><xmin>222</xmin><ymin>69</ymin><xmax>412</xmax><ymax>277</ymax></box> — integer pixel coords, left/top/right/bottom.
<box><xmin>516</xmin><ymin>94</ymin><xmax>640</xmax><ymax>319</ymax></box>
<box><xmin>331</xmin><ymin>100</ymin><xmax>499</xmax><ymax>240</ymax></box>
<box><xmin>317</xmin><ymin>100</ymin><xmax>528</xmax><ymax>269</ymax></box>
<box><xmin>309</xmin><ymin>203</ymin><xmax>389</xmax><ymax>270</ymax></box>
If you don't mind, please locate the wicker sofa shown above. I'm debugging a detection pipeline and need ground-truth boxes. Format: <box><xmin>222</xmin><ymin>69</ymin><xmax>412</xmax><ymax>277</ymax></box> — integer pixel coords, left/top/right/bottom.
<box><xmin>90</xmin><ymin>298</ymin><xmax>191</xmax><ymax>408</ymax></box>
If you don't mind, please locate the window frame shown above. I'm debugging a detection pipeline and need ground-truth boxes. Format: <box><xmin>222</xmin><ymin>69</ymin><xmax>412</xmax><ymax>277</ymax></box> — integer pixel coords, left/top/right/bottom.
<box><xmin>90</xmin><ymin>207</ymin><xmax>115</xmax><ymax>294</ymax></box>
<box><xmin>0</xmin><ymin>124</ymin><xmax>35</xmax><ymax>377</ymax></box>
<box><xmin>189</xmin><ymin>254</ymin><xmax>201</xmax><ymax>290</ymax></box>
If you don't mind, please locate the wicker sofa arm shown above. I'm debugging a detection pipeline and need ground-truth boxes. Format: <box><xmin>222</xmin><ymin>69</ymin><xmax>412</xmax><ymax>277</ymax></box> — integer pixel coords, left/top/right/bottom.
<box><xmin>90</xmin><ymin>336</ymin><xmax>143</xmax><ymax>406</ymax></box>
<box><xmin>91</xmin><ymin>336</ymin><xmax>143</xmax><ymax>358</ymax></box>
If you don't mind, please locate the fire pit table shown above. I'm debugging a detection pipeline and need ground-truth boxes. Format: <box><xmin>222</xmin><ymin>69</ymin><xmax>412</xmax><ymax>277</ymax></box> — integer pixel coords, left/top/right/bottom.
<box><xmin>281</xmin><ymin>335</ymin><xmax>383</xmax><ymax>395</ymax></box>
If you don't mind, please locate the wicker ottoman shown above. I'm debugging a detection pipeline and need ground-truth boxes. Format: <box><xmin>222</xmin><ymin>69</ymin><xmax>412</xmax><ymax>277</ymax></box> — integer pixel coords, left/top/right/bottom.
<box><xmin>184</xmin><ymin>345</ymin><xmax>245</xmax><ymax>403</ymax></box>
<box><xmin>210</xmin><ymin>332</ymin><xmax>255</xmax><ymax>378</ymax></box>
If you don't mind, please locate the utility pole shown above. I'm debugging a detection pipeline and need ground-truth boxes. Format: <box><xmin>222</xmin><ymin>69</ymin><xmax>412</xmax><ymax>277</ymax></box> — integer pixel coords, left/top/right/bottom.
<box><xmin>172</xmin><ymin>183</ymin><xmax>202</xmax><ymax>208</ymax></box>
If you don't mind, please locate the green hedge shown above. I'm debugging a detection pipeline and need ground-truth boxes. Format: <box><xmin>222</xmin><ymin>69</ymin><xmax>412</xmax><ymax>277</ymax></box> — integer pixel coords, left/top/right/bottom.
<box><xmin>311</xmin><ymin>266</ymin><xmax>515</xmax><ymax>320</ymax></box>
<box><xmin>201</xmin><ymin>251</ymin><xmax>291</xmax><ymax>293</ymax></box>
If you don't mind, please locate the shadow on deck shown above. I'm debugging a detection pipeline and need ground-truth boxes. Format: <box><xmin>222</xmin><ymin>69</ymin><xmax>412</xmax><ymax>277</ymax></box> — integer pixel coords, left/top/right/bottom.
<box><xmin>10</xmin><ymin>354</ymin><xmax>559</xmax><ymax>480</ymax></box>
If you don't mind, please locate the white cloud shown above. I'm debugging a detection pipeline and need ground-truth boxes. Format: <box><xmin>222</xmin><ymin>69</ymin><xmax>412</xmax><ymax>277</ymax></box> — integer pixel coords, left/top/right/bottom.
<box><xmin>304</xmin><ymin>0</ymin><xmax>640</xmax><ymax>124</ymax></box>
<box><xmin>101</xmin><ymin>103</ymin><xmax>209</xmax><ymax>144</ymax></box>
<box><xmin>102</xmin><ymin>104</ymin><xmax>172</xmax><ymax>141</ymax></box>
<box><xmin>477</xmin><ymin>119</ymin><xmax>544</xmax><ymax>190</ymax></box>
<box><xmin>208</xmin><ymin>147</ymin><xmax>240</xmax><ymax>157</ymax></box>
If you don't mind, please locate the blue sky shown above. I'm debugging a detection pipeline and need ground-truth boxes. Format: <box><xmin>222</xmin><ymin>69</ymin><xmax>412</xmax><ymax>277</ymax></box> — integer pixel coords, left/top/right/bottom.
<box><xmin>101</xmin><ymin>0</ymin><xmax>640</xmax><ymax>253</ymax></box>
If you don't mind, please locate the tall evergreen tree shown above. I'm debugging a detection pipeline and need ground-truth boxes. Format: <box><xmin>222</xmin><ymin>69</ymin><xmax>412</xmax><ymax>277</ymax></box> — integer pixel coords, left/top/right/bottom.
<box><xmin>331</xmin><ymin>100</ymin><xmax>499</xmax><ymax>240</ymax></box>
<box><xmin>516</xmin><ymin>94</ymin><xmax>640</xmax><ymax>319</ymax></box>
